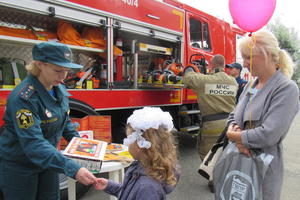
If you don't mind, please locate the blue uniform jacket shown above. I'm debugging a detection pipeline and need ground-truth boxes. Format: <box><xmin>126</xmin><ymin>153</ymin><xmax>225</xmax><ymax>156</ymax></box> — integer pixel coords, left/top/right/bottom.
<box><xmin>0</xmin><ymin>74</ymin><xmax>81</xmax><ymax>178</ymax></box>
<box><xmin>104</xmin><ymin>161</ymin><xmax>179</xmax><ymax>200</ymax></box>
<box><xmin>235</xmin><ymin>76</ymin><xmax>247</xmax><ymax>101</ymax></box>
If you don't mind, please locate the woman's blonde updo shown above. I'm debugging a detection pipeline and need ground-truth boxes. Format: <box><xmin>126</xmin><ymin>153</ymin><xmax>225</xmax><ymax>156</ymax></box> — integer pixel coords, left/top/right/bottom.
<box><xmin>239</xmin><ymin>30</ymin><xmax>294</xmax><ymax>78</ymax></box>
<box><xmin>25</xmin><ymin>61</ymin><xmax>42</xmax><ymax>76</ymax></box>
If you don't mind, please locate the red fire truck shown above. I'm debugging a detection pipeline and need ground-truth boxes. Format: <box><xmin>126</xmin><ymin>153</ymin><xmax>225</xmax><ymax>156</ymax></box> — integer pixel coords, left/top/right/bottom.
<box><xmin>0</xmin><ymin>0</ymin><xmax>244</xmax><ymax>141</ymax></box>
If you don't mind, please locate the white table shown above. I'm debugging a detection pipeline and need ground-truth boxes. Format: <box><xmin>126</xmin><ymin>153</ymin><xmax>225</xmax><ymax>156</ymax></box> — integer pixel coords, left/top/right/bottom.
<box><xmin>67</xmin><ymin>161</ymin><xmax>130</xmax><ymax>200</ymax></box>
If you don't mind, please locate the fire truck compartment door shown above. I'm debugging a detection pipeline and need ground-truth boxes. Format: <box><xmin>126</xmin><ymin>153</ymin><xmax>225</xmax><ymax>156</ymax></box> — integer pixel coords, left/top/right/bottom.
<box><xmin>113</xmin><ymin>20</ymin><xmax>181</xmax><ymax>43</ymax></box>
<box><xmin>60</xmin><ymin>0</ymin><xmax>184</xmax><ymax>33</ymax></box>
<box><xmin>0</xmin><ymin>0</ymin><xmax>106</xmax><ymax>27</ymax></box>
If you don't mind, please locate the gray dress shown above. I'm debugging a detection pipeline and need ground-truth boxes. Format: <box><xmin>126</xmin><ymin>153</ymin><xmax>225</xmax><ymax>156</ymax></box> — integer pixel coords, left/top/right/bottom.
<box><xmin>228</xmin><ymin>70</ymin><xmax>299</xmax><ymax>200</ymax></box>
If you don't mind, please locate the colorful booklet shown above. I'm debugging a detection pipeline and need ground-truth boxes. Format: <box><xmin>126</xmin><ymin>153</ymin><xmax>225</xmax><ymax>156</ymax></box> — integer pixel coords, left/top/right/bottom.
<box><xmin>63</xmin><ymin>137</ymin><xmax>107</xmax><ymax>161</ymax></box>
<box><xmin>104</xmin><ymin>143</ymin><xmax>134</xmax><ymax>162</ymax></box>
<box><xmin>104</xmin><ymin>152</ymin><xmax>134</xmax><ymax>162</ymax></box>
<box><xmin>106</xmin><ymin>143</ymin><xmax>125</xmax><ymax>152</ymax></box>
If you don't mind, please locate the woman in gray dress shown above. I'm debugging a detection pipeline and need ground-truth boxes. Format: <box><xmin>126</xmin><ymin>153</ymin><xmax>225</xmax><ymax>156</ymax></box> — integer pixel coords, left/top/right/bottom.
<box><xmin>226</xmin><ymin>30</ymin><xmax>299</xmax><ymax>200</ymax></box>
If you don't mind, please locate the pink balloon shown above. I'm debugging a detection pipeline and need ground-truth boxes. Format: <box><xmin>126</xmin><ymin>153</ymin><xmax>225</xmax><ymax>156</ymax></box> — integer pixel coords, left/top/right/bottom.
<box><xmin>229</xmin><ymin>0</ymin><xmax>276</xmax><ymax>32</ymax></box>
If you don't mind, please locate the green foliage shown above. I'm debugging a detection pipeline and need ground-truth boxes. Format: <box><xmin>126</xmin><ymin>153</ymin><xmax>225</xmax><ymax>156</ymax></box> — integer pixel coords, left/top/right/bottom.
<box><xmin>267</xmin><ymin>19</ymin><xmax>300</xmax><ymax>87</ymax></box>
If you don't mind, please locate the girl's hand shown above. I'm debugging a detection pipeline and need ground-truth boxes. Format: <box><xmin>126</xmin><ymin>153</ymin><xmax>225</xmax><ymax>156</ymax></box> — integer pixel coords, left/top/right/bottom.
<box><xmin>93</xmin><ymin>178</ymin><xmax>108</xmax><ymax>190</ymax></box>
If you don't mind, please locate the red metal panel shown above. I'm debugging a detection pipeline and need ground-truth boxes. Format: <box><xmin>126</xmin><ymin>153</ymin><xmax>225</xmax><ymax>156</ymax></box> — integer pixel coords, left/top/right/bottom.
<box><xmin>0</xmin><ymin>107</ymin><xmax>4</xmax><ymax>126</ymax></box>
<box><xmin>224</xmin><ymin>23</ymin><xmax>236</xmax><ymax>65</ymax></box>
<box><xmin>182</xmin><ymin>88</ymin><xmax>197</xmax><ymax>104</ymax></box>
<box><xmin>69</xmin><ymin>90</ymin><xmax>182</xmax><ymax>110</ymax></box>
<box><xmin>0</xmin><ymin>91</ymin><xmax>10</xmax><ymax>127</ymax></box>
<box><xmin>64</xmin><ymin>0</ymin><xmax>183</xmax><ymax>32</ymax></box>
<box><xmin>0</xmin><ymin>89</ymin><xmax>182</xmax><ymax>125</ymax></box>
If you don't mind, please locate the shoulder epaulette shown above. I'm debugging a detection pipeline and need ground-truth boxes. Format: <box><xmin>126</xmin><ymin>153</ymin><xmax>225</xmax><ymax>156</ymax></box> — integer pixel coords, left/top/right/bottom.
<box><xmin>18</xmin><ymin>84</ymin><xmax>35</xmax><ymax>100</ymax></box>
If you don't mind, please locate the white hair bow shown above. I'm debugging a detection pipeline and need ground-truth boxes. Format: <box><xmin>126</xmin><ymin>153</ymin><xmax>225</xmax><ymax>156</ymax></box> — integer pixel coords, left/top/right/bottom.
<box><xmin>123</xmin><ymin>107</ymin><xmax>173</xmax><ymax>149</ymax></box>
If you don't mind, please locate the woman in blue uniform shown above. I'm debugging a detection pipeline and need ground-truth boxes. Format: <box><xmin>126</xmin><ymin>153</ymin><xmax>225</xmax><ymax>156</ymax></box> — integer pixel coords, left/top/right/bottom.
<box><xmin>0</xmin><ymin>42</ymin><xmax>97</xmax><ymax>200</ymax></box>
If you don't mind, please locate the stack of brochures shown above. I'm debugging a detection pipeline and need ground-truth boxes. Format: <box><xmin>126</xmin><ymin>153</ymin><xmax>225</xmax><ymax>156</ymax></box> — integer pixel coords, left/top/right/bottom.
<box><xmin>63</xmin><ymin>137</ymin><xmax>107</xmax><ymax>173</ymax></box>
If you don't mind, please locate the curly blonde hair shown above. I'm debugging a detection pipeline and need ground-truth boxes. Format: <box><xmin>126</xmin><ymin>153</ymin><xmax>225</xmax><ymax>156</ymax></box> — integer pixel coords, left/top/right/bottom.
<box><xmin>127</xmin><ymin>125</ymin><xmax>178</xmax><ymax>186</ymax></box>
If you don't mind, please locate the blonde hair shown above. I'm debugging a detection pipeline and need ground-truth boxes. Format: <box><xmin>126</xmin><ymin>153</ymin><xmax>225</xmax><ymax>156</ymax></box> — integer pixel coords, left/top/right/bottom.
<box><xmin>239</xmin><ymin>30</ymin><xmax>294</xmax><ymax>78</ymax></box>
<box><xmin>25</xmin><ymin>61</ymin><xmax>41</xmax><ymax>76</ymax></box>
<box><xmin>211</xmin><ymin>54</ymin><xmax>225</xmax><ymax>68</ymax></box>
<box><xmin>127</xmin><ymin>125</ymin><xmax>178</xmax><ymax>186</ymax></box>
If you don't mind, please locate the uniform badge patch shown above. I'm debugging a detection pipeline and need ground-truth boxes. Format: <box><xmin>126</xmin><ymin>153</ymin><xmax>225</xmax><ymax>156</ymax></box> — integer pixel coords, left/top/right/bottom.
<box><xmin>16</xmin><ymin>109</ymin><xmax>34</xmax><ymax>129</ymax></box>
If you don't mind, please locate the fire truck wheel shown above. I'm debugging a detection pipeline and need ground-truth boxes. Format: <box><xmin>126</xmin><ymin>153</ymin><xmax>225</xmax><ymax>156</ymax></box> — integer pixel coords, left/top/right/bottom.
<box><xmin>69</xmin><ymin>98</ymin><xmax>99</xmax><ymax>116</ymax></box>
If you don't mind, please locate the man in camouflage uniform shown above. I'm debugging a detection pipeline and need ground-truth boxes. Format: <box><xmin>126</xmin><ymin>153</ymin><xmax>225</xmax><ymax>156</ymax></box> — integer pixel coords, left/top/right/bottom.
<box><xmin>183</xmin><ymin>54</ymin><xmax>237</xmax><ymax>163</ymax></box>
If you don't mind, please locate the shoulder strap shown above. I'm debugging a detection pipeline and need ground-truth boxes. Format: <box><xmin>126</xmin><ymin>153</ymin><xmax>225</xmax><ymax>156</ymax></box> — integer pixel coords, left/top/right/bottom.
<box><xmin>18</xmin><ymin>84</ymin><xmax>35</xmax><ymax>100</ymax></box>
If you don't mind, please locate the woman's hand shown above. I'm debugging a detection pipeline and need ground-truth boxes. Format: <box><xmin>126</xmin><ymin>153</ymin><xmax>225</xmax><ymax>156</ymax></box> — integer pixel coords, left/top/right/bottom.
<box><xmin>227</xmin><ymin>124</ymin><xmax>242</xmax><ymax>143</ymax></box>
<box><xmin>75</xmin><ymin>167</ymin><xmax>97</xmax><ymax>185</ymax></box>
<box><xmin>228</xmin><ymin>124</ymin><xmax>242</xmax><ymax>132</ymax></box>
<box><xmin>94</xmin><ymin>178</ymin><xmax>108</xmax><ymax>190</ymax></box>
<box><xmin>236</xmin><ymin>142</ymin><xmax>251</xmax><ymax>157</ymax></box>
<box><xmin>227</xmin><ymin>124</ymin><xmax>251</xmax><ymax>156</ymax></box>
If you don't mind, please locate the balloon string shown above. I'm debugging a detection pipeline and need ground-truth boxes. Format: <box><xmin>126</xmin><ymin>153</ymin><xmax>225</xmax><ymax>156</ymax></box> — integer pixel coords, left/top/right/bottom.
<box><xmin>248</xmin><ymin>34</ymin><xmax>256</xmax><ymax>128</ymax></box>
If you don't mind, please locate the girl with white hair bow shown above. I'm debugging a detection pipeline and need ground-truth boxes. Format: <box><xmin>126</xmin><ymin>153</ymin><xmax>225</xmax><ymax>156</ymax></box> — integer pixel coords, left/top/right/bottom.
<box><xmin>94</xmin><ymin>107</ymin><xmax>180</xmax><ymax>200</ymax></box>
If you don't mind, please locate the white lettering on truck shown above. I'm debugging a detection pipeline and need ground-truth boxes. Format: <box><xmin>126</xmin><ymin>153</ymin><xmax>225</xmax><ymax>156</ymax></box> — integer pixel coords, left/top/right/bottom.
<box><xmin>121</xmin><ymin>0</ymin><xmax>139</xmax><ymax>7</ymax></box>
<box><xmin>205</xmin><ymin>84</ymin><xmax>237</xmax><ymax>96</ymax></box>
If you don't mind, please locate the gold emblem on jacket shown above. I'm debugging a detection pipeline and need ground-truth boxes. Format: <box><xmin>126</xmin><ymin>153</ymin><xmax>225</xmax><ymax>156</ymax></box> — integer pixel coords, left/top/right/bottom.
<box><xmin>16</xmin><ymin>109</ymin><xmax>34</xmax><ymax>129</ymax></box>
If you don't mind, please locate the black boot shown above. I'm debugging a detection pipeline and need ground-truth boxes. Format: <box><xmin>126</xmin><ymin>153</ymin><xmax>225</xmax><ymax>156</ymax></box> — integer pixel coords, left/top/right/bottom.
<box><xmin>208</xmin><ymin>180</ymin><xmax>215</xmax><ymax>193</ymax></box>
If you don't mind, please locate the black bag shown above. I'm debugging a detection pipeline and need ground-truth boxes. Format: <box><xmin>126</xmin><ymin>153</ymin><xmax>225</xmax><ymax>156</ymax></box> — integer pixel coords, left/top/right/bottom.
<box><xmin>198</xmin><ymin>126</ymin><xmax>228</xmax><ymax>181</ymax></box>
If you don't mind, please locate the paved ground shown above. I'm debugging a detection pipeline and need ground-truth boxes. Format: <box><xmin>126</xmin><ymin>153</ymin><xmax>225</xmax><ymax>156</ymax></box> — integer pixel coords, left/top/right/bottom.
<box><xmin>281</xmin><ymin>111</ymin><xmax>300</xmax><ymax>200</ymax></box>
<box><xmin>80</xmin><ymin>112</ymin><xmax>300</xmax><ymax>200</ymax></box>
